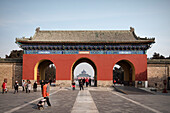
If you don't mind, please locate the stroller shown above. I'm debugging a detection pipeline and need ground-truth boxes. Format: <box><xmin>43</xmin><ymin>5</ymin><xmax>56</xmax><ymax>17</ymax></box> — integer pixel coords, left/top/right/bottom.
<box><xmin>37</xmin><ymin>98</ymin><xmax>46</xmax><ymax>110</ymax></box>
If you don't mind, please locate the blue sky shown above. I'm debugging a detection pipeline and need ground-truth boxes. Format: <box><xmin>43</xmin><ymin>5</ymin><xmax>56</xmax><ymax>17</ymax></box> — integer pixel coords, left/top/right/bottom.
<box><xmin>0</xmin><ymin>0</ymin><xmax>170</xmax><ymax>58</ymax></box>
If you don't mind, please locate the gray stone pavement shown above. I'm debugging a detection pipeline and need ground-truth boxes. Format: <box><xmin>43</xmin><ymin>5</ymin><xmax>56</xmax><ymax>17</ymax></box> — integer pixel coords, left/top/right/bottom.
<box><xmin>71</xmin><ymin>89</ymin><xmax>99</xmax><ymax>113</ymax></box>
<box><xmin>91</xmin><ymin>91</ymin><xmax>151</xmax><ymax>113</ymax></box>
<box><xmin>0</xmin><ymin>87</ymin><xmax>78</xmax><ymax>113</ymax></box>
<box><xmin>0</xmin><ymin>86</ymin><xmax>170</xmax><ymax>113</ymax></box>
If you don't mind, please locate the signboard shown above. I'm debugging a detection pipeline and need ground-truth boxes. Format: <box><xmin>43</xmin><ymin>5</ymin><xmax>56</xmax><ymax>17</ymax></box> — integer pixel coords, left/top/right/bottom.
<box><xmin>79</xmin><ymin>51</ymin><xmax>90</xmax><ymax>54</ymax></box>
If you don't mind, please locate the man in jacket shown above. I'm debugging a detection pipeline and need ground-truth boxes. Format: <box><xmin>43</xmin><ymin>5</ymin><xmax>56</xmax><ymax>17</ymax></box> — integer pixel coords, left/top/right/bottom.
<box><xmin>79</xmin><ymin>79</ymin><xmax>84</xmax><ymax>91</ymax></box>
<box><xmin>13</xmin><ymin>81</ymin><xmax>19</xmax><ymax>94</ymax></box>
<box><xmin>42</xmin><ymin>80</ymin><xmax>51</xmax><ymax>107</ymax></box>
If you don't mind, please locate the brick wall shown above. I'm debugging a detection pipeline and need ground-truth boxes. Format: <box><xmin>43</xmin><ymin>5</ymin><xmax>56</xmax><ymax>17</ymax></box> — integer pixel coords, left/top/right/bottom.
<box><xmin>0</xmin><ymin>63</ymin><xmax>13</xmax><ymax>90</ymax></box>
<box><xmin>14</xmin><ymin>63</ymin><xmax>22</xmax><ymax>86</ymax></box>
<box><xmin>0</xmin><ymin>58</ymin><xmax>22</xmax><ymax>91</ymax></box>
<box><xmin>147</xmin><ymin>59</ymin><xmax>170</xmax><ymax>89</ymax></box>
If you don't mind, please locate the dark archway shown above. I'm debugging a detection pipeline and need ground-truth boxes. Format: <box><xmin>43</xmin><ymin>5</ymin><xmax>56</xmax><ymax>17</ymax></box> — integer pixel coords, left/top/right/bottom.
<box><xmin>72</xmin><ymin>58</ymin><xmax>97</xmax><ymax>87</ymax></box>
<box><xmin>113</xmin><ymin>60</ymin><xmax>135</xmax><ymax>86</ymax></box>
<box><xmin>34</xmin><ymin>60</ymin><xmax>56</xmax><ymax>84</ymax></box>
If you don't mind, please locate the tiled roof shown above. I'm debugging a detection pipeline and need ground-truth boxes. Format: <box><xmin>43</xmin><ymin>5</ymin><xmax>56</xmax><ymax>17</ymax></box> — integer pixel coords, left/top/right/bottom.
<box><xmin>16</xmin><ymin>27</ymin><xmax>155</xmax><ymax>44</ymax></box>
<box><xmin>77</xmin><ymin>74</ymin><xmax>91</xmax><ymax>77</ymax></box>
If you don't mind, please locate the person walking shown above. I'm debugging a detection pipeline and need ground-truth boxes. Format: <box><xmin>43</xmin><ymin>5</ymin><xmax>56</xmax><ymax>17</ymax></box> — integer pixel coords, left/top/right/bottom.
<box><xmin>49</xmin><ymin>78</ymin><xmax>52</xmax><ymax>86</ymax></box>
<box><xmin>113</xmin><ymin>79</ymin><xmax>116</xmax><ymax>85</ymax></box>
<box><xmin>2</xmin><ymin>80</ymin><xmax>7</xmax><ymax>94</ymax></box>
<box><xmin>72</xmin><ymin>81</ymin><xmax>75</xmax><ymax>90</ymax></box>
<box><xmin>40</xmin><ymin>80</ymin><xmax>45</xmax><ymax>94</ymax></box>
<box><xmin>28</xmin><ymin>81</ymin><xmax>31</xmax><ymax>93</ymax></box>
<box><xmin>42</xmin><ymin>80</ymin><xmax>51</xmax><ymax>107</ymax></box>
<box><xmin>85</xmin><ymin>78</ymin><xmax>89</xmax><ymax>87</ymax></box>
<box><xmin>40</xmin><ymin>80</ymin><xmax>45</xmax><ymax>91</ymax></box>
<box><xmin>33</xmin><ymin>81</ymin><xmax>37</xmax><ymax>92</ymax></box>
<box><xmin>83</xmin><ymin>78</ymin><xmax>85</xmax><ymax>86</ymax></box>
<box><xmin>22</xmin><ymin>80</ymin><xmax>25</xmax><ymax>91</ymax></box>
<box><xmin>13</xmin><ymin>81</ymin><xmax>19</xmax><ymax>94</ymax></box>
<box><xmin>89</xmin><ymin>78</ymin><xmax>91</xmax><ymax>86</ymax></box>
<box><xmin>25</xmin><ymin>81</ymin><xmax>28</xmax><ymax>93</ymax></box>
<box><xmin>79</xmin><ymin>79</ymin><xmax>84</xmax><ymax>91</ymax></box>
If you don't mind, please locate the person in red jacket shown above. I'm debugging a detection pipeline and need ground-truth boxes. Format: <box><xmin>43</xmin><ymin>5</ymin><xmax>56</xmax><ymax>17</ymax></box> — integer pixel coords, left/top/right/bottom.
<box><xmin>42</xmin><ymin>80</ymin><xmax>51</xmax><ymax>107</ymax></box>
<box><xmin>2</xmin><ymin>81</ymin><xmax>7</xmax><ymax>94</ymax></box>
<box><xmin>85</xmin><ymin>78</ymin><xmax>89</xmax><ymax>87</ymax></box>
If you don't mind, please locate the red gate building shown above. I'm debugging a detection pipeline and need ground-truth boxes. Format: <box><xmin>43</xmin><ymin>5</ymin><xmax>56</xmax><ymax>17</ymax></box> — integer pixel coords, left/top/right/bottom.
<box><xmin>16</xmin><ymin>27</ymin><xmax>155</xmax><ymax>87</ymax></box>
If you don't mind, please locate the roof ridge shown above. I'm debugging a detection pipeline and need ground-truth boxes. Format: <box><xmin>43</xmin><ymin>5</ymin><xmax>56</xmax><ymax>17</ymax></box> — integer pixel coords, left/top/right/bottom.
<box><xmin>37</xmin><ymin>30</ymin><xmax>130</xmax><ymax>32</ymax></box>
<box><xmin>16</xmin><ymin>27</ymin><xmax>155</xmax><ymax>44</ymax></box>
<box><xmin>35</xmin><ymin>27</ymin><xmax>134</xmax><ymax>32</ymax></box>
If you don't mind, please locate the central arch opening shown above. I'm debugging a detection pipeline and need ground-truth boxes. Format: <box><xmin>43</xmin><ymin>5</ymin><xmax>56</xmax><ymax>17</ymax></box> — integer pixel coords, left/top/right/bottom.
<box><xmin>72</xmin><ymin>58</ymin><xmax>97</xmax><ymax>87</ymax></box>
<box><xmin>34</xmin><ymin>60</ymin><xmax>56</xmax><ymax>84</ymax></box>
<box><xmin>113</xmin><ymin>60</ymin><xmax>135</xmax><ymax>86</ymax></box>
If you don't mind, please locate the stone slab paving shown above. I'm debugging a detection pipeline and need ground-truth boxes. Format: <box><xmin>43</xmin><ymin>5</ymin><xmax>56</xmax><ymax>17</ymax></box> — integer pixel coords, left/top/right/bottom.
<box><xmin>71</xmin><ymin>89</ymin><xmax>99</xmax><ymax>113</ymax></box>
<box><xmin>90</xmin><ymin>91</ymin><xmax>154</xmax><ymax>113</ymax></box>
<box><xmin>124</xmin><ymin>94</ymin><xmax>170</xmax><ymax>113</ymax></box>
<box><xmin>114</xmin><ymin>86</ymin><xmax>153</xmax><ymax>95</ymax></box>
<box><xmin>0</xmin><ymin>87</ymin><xmax>78</xmax><ymax>113</ymax></box>
<box><xmin>0</xmin><ymin>90</ymin><xmax>43</xmax><ymax>112</ymax></box>
<box><xmin>14</xmin><ymin>90</ymin><xmax>78</xmax><ymax>113</ymax></box>
<box><xmin>90</xmin><ymin>88</ymin><xmax>170</xmax><ymax>113</ymax></box>
<box><xmin>1</xmin><ymin>87</ymin><xmax>170</xmax><ymax>113</ymax></box>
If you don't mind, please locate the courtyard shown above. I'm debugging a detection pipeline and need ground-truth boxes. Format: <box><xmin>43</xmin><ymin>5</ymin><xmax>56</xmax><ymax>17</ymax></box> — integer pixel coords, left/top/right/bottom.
<box><xmin>0</xmin><ymin>86</ymin><xmax>170</xmax><ymax>113</ymax></box>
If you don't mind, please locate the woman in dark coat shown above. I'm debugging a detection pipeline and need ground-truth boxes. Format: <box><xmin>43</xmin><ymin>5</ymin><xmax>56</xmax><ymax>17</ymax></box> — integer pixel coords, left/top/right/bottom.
<box><xmin>33</xmin><ymin>81</ymin><xmax>37</xmax><ymax>92</ymax></box>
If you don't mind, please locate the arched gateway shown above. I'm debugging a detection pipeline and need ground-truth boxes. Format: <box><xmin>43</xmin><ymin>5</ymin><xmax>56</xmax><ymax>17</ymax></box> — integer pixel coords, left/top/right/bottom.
<box><xmin>16</xmin><ymin>27</ymin><xmax>155</xmax><ymax>87</ymax></box>
<box><xmin>72</xmin><ymin>58</ymin><xmax>97</xmax><ymax>86</ymax></box>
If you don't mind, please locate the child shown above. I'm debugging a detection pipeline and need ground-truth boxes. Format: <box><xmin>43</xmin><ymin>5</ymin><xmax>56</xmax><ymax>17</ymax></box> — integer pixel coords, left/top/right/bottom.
<box><xmin>37</xmin><ymin>99</ymin><xmax>46</xmax><ymax>110</ymax></box>
<box><xmin>72</xmin><ymin>81</ymin><xmax>75</xmax><ymax>90</ymax></box>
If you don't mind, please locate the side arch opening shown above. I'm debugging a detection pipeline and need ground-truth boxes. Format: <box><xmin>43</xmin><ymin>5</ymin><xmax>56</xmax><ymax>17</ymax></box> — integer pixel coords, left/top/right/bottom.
<box><xmin>34</xmin><ymin>59</ymin><xmax>56</xmax><ymax>84</ymax></box>
<box><xmin>113</xmin><ymin>60</ymin><xmax>135</xmax><ymax>86</ymax></box>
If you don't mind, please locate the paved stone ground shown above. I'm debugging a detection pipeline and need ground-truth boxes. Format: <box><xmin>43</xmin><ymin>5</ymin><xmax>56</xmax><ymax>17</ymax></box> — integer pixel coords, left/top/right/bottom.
<box><xmin>90</xmin><ymin>88</ymin><xmax>170</xmax><ymax>113</ymax></box>
<box><xmin>71</xmin><ymin>89</ymin><xmax>99</xmax><ymax>113</ymax></box>
<box><xmin>0</xmin><ymin>87</ymin><xmax>78</xmax><ymax>113</ymax></box>
<box><xmin>90</xmin><ymin>91</ymin><xmax>153</xmax><ymax>113</ymax></box>
<box><xmin>14</xmin><ymin>89</ymin><xmax>78</xmax><ymax>113</ymax></box>
<box><xmin>124</xmin><ymin>94</ymin><xmax>170</xmax><ymax>113</ymax></box>
<box><xmin>0</xmin><ymin>87</ymin><xmax>170</xmax><ymax>113</ymax></box>
<box><xmin>0</xmin><ymin>90</ymin><xmax>42</xmax><ymax>112</ymax></box>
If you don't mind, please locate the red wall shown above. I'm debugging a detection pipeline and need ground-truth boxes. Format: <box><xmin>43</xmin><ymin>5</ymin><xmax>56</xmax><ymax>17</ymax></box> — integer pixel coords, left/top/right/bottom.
<box><xmin>22</xmin><ymin>54</ymin><xmax>147</xmax><ymax>81</ymax></box>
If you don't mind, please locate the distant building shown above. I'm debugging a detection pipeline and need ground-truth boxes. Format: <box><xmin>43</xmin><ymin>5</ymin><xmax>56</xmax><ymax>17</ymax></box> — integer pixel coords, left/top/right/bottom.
<box><xmin>77</xmin><ymin>70</ymin><xmax>91</xmax><ymax>79</ymax></box>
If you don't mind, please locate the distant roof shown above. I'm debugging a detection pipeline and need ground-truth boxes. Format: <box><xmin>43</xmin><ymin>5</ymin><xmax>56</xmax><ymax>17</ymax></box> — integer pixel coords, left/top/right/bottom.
<box><xmin>77</xmin><ymin>74</ymin><xmax>91</xmax><ymax>78</ymax></box>
<box><xmin>77</xmin><ymin>70</ymin><xmax>91</xmax><ymax>78</ymax></box>
<box><xmin>16</xmin><ymin>27</ymin><xmax>155</xmax><ymax>44</ymax></box>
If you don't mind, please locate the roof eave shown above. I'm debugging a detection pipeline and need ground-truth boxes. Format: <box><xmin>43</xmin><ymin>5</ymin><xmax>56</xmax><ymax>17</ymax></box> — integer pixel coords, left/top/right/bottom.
<box><xmin>16</xmin><ymin>40</ymin><xmax>155</xmax><ymax>45</ymax></box>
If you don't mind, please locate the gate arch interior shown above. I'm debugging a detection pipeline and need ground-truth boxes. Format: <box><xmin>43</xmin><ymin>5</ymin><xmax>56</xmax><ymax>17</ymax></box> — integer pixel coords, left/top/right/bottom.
<box><xmin>72</xmin><ymin>58</ymin><xmax>97</xmax><ymax>87</ymax></box>
<box><xmin>34</xmin><ymin>60</ymin><xmax>56</xmax><ymax>84</ymax></box>
<box><xmin>113</xmin><ymin>60</ymin><xmax>135</xmax><ymax>86</ymax></box>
